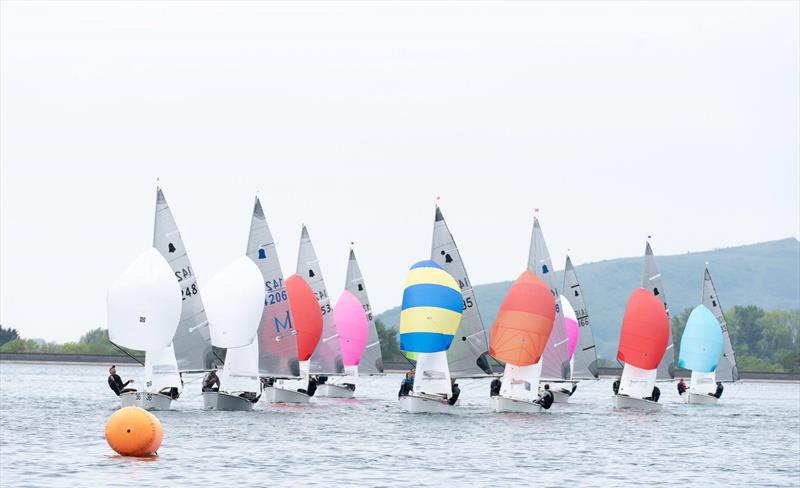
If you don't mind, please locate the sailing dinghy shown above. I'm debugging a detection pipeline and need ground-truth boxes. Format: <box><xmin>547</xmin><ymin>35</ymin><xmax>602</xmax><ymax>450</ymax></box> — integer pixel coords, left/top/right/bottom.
<box><xmin>316</xmin><ymin>290</ymin><xmax>369</xmax><ymax>398</ymax></box>
<box><xmin>612</xmin><ymin>288</ymin><xmax>670</xmax><ymax>411</ymax></box>
<box><xmin>202</xmin><ymin>256</ymin><xmax>266</xmax><ymax>411</ymax></box>
<box><xmin>677</xmin><ymin>304</ymin><xmax>724</xmax><ymax>405</ymax></box>
<box><xmin>527</xmin><ymin>216</ymin><xmax>573</xmax><ymax>401</ymax></box>
<box><xmin>489</xmin><ymin>271</ymin><xmax>556</xmax><ymax>413</ymax></box>
<box><xmin>263</xmin><ymin>274</ymin><xmax>323</xmax><ymax>403</ymax></box>
<box><xmin>108</xmin><ymin>248</ymin><xmax>182</xmax><ymax>410</ymax></box>
<box><xmin>398</xmin><ymin>261</ymin><xmax>464</xmax><ymax>414</ymax></box>
<box><xmin>345</xmin><ymin>248</ymin><xmax>384</xmax><ymax>375</ymax></box>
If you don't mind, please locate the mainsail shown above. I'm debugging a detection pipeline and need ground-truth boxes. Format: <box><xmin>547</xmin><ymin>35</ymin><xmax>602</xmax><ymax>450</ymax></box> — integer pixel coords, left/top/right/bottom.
<box><xmin>526</xmin><ymin>217</ymin><xmax>570</xmax><ymax>380</ymax></box>
<box><xmin>153</xmin><ymin>187</ymin><xmax>214</xmax><ymax>371</ymax></box>
<box><xmin>344</xmin><ymin>249</ymin><xmax>384</xmax><ymax>374</ymax></box>
<box><xmin>562</xmin><ymin>256</ymin><xmax>599</xmax><ymax>379</ymax></box>
<box><xmin>246</xmin><ymin>197</ymin><xmax>300</xmax><ymax>378</ymax></box>
<box><xmin>702</xmin><ymin>266</ymin><xmax>739</xmax><ymax>382</ymax></box>
<box><xmin>431</xmin><ymin>206</ymin><xmax>492</xmax><ymax>377</ymax></box>
<box><xmin>296</xmin><ymin>225</ymin><xmax>344</xmax><ymax>374</ymax></box>
<box><xmin>640</xmin><ymin>241</ymin><xmax>675</xmax><ymax>380</ymax></box>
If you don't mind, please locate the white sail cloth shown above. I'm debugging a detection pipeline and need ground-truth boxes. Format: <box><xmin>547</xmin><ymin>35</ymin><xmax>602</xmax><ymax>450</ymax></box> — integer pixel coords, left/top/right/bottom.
<box><xmin>204</xmin><ymin>256</ymin><xmax>266</xmax><ymax>349</ymax></box>
<box><xmin>144</xmin><ymin>343</ymin><xmax>182</xmax><ymax>393</ymax></box>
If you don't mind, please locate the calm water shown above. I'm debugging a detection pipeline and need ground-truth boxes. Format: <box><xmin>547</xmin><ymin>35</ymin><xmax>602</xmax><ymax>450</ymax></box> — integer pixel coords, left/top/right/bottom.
<box><xmin>1</xmin><ymin>363</ymin><xmax>798</xmax><ymax>487</ymax></box>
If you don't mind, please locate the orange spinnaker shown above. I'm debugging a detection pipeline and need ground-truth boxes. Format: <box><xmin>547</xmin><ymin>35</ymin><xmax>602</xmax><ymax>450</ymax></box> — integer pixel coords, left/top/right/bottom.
<box><xmin>617</xmin><ymin>288</ymin><xmax>670</xmax><ymax>370</ymax></box>
<box><xmin>489</xmin><ymin>271</ymin><xmax>556</xmax><ymax>366</ymax></box>
<box><xmin>286</xmin><ymin>274</ymin><xmax>323</xmax><ymax>361</ymax></box>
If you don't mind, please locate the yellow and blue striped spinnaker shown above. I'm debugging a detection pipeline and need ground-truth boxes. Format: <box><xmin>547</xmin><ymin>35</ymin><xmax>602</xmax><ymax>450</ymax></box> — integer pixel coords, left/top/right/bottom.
<box><xmin>399</xmin><ymin>260</ymin><xmax>463</xmax><ymax>353</ymax></box>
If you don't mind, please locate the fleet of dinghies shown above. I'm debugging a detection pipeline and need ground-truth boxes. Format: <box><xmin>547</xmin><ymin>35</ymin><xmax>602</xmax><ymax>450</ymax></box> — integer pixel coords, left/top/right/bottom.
<box><xmin>106</xmin><ymin>189</ymin><xmax>739</xmax><ymax>413</ymax></box>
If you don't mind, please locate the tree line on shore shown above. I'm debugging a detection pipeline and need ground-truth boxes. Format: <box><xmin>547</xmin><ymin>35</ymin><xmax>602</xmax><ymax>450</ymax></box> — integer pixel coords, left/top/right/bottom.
<box><xmin>2</xmin><ymin>304</ymin><xmax>797</xmax><ymax>372</ymax></box>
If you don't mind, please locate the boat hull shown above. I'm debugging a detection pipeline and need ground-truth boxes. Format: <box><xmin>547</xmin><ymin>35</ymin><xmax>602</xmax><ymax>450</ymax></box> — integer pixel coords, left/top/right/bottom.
<box><xmin>682</xmin><ymin>392</ymin><xmax>719</xmax><ymax>405</ymax></box>
<box><xmin>119</xmin><ymin>391</ymin><xmax>172</xmax><ymax>411</ymax></box>
<box><xmin>398</xmin><ymin>394</ymin><xmax>453</xmax><ymax>414</ymax></box>
<box><xmin>493</xmin><ymin>395</ymin><xmax>543</xmax><ymax>413</ymax></box>
<box><xmin>202</xmin><ymin>392</ymin><xmax>254</xmax><ymax>411</ymax></box>
<box><xmin>315</xmin><ymin>383</ymin><xmax>355</xmax><ymax>399</ymax></box>
<box><xmin>541</xmin><ymin>382</ymin><xmax>576</xmax><ymax>403</ymax></box>
<box><xmin>612</xmin><ymin>394</ymin><xmax>663</xmax><ymax>411</ymax></box>
<box><xmin>262</xmin><ymin>386</ymin><xmax>311</xmax><ymax>404</ymax></box>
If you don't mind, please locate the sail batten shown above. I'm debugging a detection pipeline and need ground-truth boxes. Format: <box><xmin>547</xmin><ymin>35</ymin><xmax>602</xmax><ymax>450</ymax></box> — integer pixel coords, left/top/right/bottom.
<box><xmin>153</xmin><ymin>188</ymin><xmax>215</xmax><ymax>371</ymax></box>
<box><xmin>430</xmin><ymin>206</ymin><xmax>492</xmax><ymax>377</ymax></box>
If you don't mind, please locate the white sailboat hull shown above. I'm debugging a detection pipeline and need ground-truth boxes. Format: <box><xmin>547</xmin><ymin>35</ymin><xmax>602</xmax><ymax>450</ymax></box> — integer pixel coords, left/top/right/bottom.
<box><xmin>682</xmin><ymin>392</ymin><xmax>719</xmax><ymax>405</ymax></box>
<box><xmin>262</xmin><ymin>386</ymin><xmax>311</xmax><ymax>404</ymax></box>
<box><xmin>541</xmin><ymin>382</ymin><xmax>576</xmax><ymax>403</ymax></box>
<box><xmin>202</xmin><ymin>392</ymin><xmax>254</xmax><ymax>411</ymax></box>
<box><xmin>315</xmin><ymin>383</ymin><xmax>355</xmax><ymax>399</ymax></box>
<box><xmin>119</xmin><ymin>391</ymin><xmax>172</xmax><ymax>411</ymax></box>
<box><xmin>493</xmin><ymin>395</ymin><xmax>543</xmax><ymax>413</ymax></box>
<box><xmin>612</xmin><ymin>394</ymin><xmax>663</xmax><ymax>411</ymax></box>
<box><xmin>398</xmin><ymin>393</ymin><xmax>454</xmax><ymax>414</ymax></box>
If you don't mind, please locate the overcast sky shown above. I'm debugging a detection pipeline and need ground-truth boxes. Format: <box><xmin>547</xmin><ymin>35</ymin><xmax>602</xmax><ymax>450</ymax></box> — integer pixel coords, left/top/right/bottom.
<box><xmin>2</xmin><ymin>1</ymin><xmax>798</xmax><ymax>342</ymax></box>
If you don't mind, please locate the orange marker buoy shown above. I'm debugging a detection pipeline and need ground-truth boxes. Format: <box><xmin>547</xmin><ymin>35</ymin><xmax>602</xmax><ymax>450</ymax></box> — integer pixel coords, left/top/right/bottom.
<box><xmin>105</xmin><ymin>406</ymin><xmax>163</xmax><ymax>457</ymax></box>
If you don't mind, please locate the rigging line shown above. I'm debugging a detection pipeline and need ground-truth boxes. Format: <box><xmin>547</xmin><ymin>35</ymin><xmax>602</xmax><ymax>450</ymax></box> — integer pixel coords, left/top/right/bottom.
<box><xmin>109</xmin><ymin>340</ymin><xmax>144</xmax><ymax>366</ymax></box>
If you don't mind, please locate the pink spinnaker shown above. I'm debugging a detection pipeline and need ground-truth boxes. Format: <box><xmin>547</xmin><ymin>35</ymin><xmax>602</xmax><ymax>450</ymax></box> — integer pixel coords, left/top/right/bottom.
<box><xmin>561</xmin><ymin>295</ymin><xmax>580</xmax><ymax>360</ymax></box>
<box><xmin>333</xmin><ymin>290</ymin><xmax>369</xmax><ymax>366</ymax></box>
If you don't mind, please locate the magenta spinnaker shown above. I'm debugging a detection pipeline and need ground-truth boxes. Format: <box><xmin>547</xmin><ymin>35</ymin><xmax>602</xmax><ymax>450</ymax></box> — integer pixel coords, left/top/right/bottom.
<box><xmin>333</xmin><ymin>290</ymin><xmax>369</xmax><ymax>366</ymax></box>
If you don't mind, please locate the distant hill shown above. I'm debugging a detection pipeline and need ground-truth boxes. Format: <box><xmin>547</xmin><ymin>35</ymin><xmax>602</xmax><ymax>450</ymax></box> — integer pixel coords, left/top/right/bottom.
<box><xmin>376</xmin><ymin>238</ymin><xmax>800</xmax><ymax>359</ymax></box>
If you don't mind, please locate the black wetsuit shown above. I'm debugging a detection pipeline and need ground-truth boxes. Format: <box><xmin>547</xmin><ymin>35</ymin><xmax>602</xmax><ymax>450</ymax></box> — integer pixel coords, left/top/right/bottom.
<box><xmin>398</xmin><ymin>378</ymin><xmax>413</xmax><ymax>398</ymax></box>
<box><xmin>712</xmin><ymin>383</ymin><xmax>724</xmax><ymax>399</ymax></box>
<box><xmin>490</xmin><ymin>379</ymin><xmax>502</xmax><ymax>397</ymax></box>
<box><xmin>537</xmin><ymin>390</ymin><xmax>554</xmax><ymax>410</ymax></box>
<box><xmin>648</xmin><ymin>386</ymin><xmax>661</xmax><ymax>402</ymax></box>
<box><xmin>108</xmin><ymin>374</ymin><xmax>133</xmax><ymax>396</ymax></box>
<box><xmin>306</xmin><ymin>377</ymin><xmax>318</xmax><ymax>397</ymax></box>
<box><xmin>612</xmin><ymin>380</ymin><xmax>620</xmax><ymax>395</ymax></box>
<box><xmin>448</xmin><ymin>384</ymin><xmax>461</xmax><ymax>406</ymax></box>
<box><xmin>160</xmin><ymin>387</ymin><xmax>180</xmax><ymax>400</ymax></box>
<box><xmin>202</xmin><ymin>372</ymin><xmax>220</xmax><ymax>392</ymax></box>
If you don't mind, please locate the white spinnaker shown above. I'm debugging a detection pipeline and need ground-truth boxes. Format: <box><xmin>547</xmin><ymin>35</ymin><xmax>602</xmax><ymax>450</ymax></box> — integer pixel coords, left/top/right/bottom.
<box><xmin>499</xmin><ymin>361</ymin><xmax>543</xmax><ymax>402</ymax></box>
<box><xmin>143</xmin><ymin>343</ymin><xmax>182</xmax><ymax>393</ymax></box>
<box><xmin>204</xmin><ymin>256</ymin><xmax>265</xmax><ymax>349</ymax></box>
<box><xmin>246</xmin><ymin>197</ymin><xmax>300</xmax><ymax>378</ymax></box>
<box><xmin>619</xmin><ymin>363</ymin><xmax>658</xmax><ymax>399</ymax></box>
<box><xmin>640</xmin><ymin>242</ymin><xmax>675</xmax><ymax>380</ymax></box>
<box><xmin>431</xmin><ymin>206</ymin><xmax>492</xmax><ymax>377</ymax></box>
<box><xmin>563</xmin><ymin>256</ymin><xmax>599</xmax><ymax>379</ymax></box>
<box><xmin>220</xmin><ymin>339</ymin><xmax>260</xmax><ymax>394</ymax></box>
<box><xmin>690</xmin><ymin>371</ymin><xmax>717</xmax><ymax>394</ymax></box>
<box><xmin>344</xmin><ymin>249</ymin><xmax>383</xmax><ymax>374</ymax></box>
<box><xmin>702</xmin><ymin>267</ymin><xmax>739</xmax><ymax>382</ymax></box>
<box><xmin>153</xmin><ymin>188</ymin><xmax>214</xmax><ymax>371</ymax></box>
<box><xmin>296</xmin><ymin>226</ymin><xmax>344</xmax><ymax>375</ymax></box>
<box><xmin>413</xmin><ymin>351</ymin><xmax>452</xmax><ymax>397</ymax></box>
<box><xmin>527</xmin><ymin>217</ymin><xmax>570</xmax><ymax>380</ymax></box>
<box><xmin>108</xmin><ymin>247</ymin><xmax>182</xmax><ymax>351</ymax></box>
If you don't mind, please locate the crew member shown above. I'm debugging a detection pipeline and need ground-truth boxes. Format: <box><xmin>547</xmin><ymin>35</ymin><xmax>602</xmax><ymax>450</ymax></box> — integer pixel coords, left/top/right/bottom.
<box><xmin>107</xmin><ymin>365</ymin><xmax>135</xmax><ymax>396</ymax></box>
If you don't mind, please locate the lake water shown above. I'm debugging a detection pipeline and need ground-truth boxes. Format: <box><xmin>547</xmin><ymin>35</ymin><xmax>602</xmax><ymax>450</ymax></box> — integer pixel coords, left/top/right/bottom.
<box><xmin>1</xmin><ymin>362</ymin><xmax>798</xmax><ymax>487</ymax></box>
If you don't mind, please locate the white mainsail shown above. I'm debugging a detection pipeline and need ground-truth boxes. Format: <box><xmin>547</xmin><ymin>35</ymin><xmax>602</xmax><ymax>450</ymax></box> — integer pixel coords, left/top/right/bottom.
<box><xmin>344</xmin><ymin>248</ymin><xmax>384</xmax><ymax>375</ymax></box>
<box><xmin>153</xmin><ymin>187</ymin><xmax>215</xmax><ymax>371</ymax></box>
<box><xmin>526</xmin><ymin>217</ymin><xmax>570</xmax><ymax>380</ymax></box>
<box><xmin>431</xmin><ymin>206</ymin><xmax>492</xmax><ymax>377</ymax></box>
<box><xmin>246</xmin><ymin>197</ymin><xmax>301</xmax><ymax>378</ymax></box>
<box><xmin>499</xmin><ymin>362</ymin><xmax>543</xmax><ymax>402</ymax></box>
<box><xmin>107</xmin><ymin>247</ymin><xmax>182</xmax><ymax>351</ymax></box>
<box><xmin>296</xmin><ymin>225</ymin><xmax>344</xmax><ymax>375</ymax></box>
<box><xmin>143</xmin><ymin>343</ymin><xmax>182</xmax><ymax>394</ymax></box>
<box><xmin>413</xmin><ymin>351</ymin><xmax>452</xmax><ymax>397</ymax></box>
<box><xmin>220</xmin><ymin>340</ymin><xmax>260</xmax><ymax>394</ymax></box>
<box><xmin>702</xmin><ymin>266</ymin><xmax>739</xmax><ymax>382</ymax></box>
<box><xmin>619</xmin><ymin>363</ymin><xmax>658</xmax><ymax>399</ymax></box>
<box><xmin>640</xmin><ymin>241</ymin><xmax>675</xmax><ymax>380</ymax></box>
<box><xmin>562</xmin><ymin>255</ymin><xmax>599</xmax><ymax>379</ymax></box>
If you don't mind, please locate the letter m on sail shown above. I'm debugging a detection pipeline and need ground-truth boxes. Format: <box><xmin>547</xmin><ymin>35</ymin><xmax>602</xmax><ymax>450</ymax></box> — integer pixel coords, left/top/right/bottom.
<box><xmin>274</xmin><ymin>311</ymin><xmax>293</xmax><ymax>333</ymax></box>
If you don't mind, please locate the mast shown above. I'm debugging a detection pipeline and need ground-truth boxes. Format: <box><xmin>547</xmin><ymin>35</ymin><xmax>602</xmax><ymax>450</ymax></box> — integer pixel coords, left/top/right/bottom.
<box><xmin>152</xmin><ymin>188</ymin><xmax>214</xmax><ymax>372</ymax></box>
<box><xmin>702</xmin><ymin>266</ymin><xmax>739</xmax><ymax>382</ymax></box>
<box><xmin>431</xmin><ymin>205</ymin><xmax>492</xmax><ymax>377</ymax></box>
<box><xmin>562</xmin><ymin>256</ymin><xmax>599</xmax><ymax>379</ymax></box>
<box><xmin>296</xmin><ymin>225</ymin><xmax>344</xmax><ymax>375</ymax></box>
<box><xmin>344</xmin><ymin>248</ymin><xmax>384</xmax><ymax>374</ymax></box>
<box><xmin>640</xmin><ymin>240</ymin><xmax>675</xmax><ymax>380</ymax></box>
<box><xmin>526</xmin><ymin>216</ymin><xmax>570</xmax><ymax>380</ymax></box>
<box><xmin>246</xmin><ymin>197</ymin><xmax>301</xmax><ymax>378</ymax></box>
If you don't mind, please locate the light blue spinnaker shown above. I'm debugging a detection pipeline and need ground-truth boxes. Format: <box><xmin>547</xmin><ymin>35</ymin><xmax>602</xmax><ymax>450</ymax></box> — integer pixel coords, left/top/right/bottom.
<box><xmin>678</xmin><ymin>305</ymin><xmax>724</xmax><ymax>373</ymax></box>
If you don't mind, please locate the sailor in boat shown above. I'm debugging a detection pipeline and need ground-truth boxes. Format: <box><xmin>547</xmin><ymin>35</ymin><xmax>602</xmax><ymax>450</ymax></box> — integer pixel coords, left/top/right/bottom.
<box><xmin>534</xmin><ymin>384</ymin><xmax>555</xmax><ymax>410</ymax></box>
<box><xmin>612</xmin><ymin>377</ymin><xmax>620</xmax><ymax>395</ymax></box>
<box><xmin>202</xmin><ymin>370</ymin><xmax>220</xmax><ymax>392</ymax></box>
<box><xmin>489</xmin><ymin>378</ymin><xmax>502</xmax><ymax>397</ymax></box>
<box><xmin>645</xmin><ymin>386</ymin><xmax>661</xmax><ymax>402</ymax></box>
<box><xmin>107</xmin><ymin>365</ymin><xmax>135</xmax><ymax>396</ymax></box>
<box><xmin>160</xmin><ymin>386</ymin><xmax>180</xmax><ymax>400</ymax></box>
<box><xmin>398</xmin><ymin>369</ymin><xmax>415</xmax><ymax>398</ymax></box>
<box><xmin>712</xmin><ymin>381</ymin><xmax>724</xmax><ymax>399</ymax></box>
<box><xmin>677</xmin><ymin>378</ymin><xmax>688</xmax><ymax>396</ymax></box>
<box><xmin>446</xmin><ymin>378</ymin><xmax>461</xmax><ymax>406</ymax></box>
<box><xmin>298</xmin><ymin>376</ymin><xmax>318</xmax><ymax>397</ymax></box>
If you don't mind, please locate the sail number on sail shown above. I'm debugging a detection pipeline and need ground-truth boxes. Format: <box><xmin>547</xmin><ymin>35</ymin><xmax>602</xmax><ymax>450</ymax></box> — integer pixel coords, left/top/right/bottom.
<box><xmin>265</xmin><ymin>278</ymin><xmax>288</xmax><ymax>305</ymax></box>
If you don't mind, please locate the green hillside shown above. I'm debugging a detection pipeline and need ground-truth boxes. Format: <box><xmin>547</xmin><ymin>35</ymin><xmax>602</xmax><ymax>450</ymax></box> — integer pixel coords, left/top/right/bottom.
<box><xmin>376</xmin><ymin>238</ymin><xmax>800</xmax><ymax>359</ymax></box>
